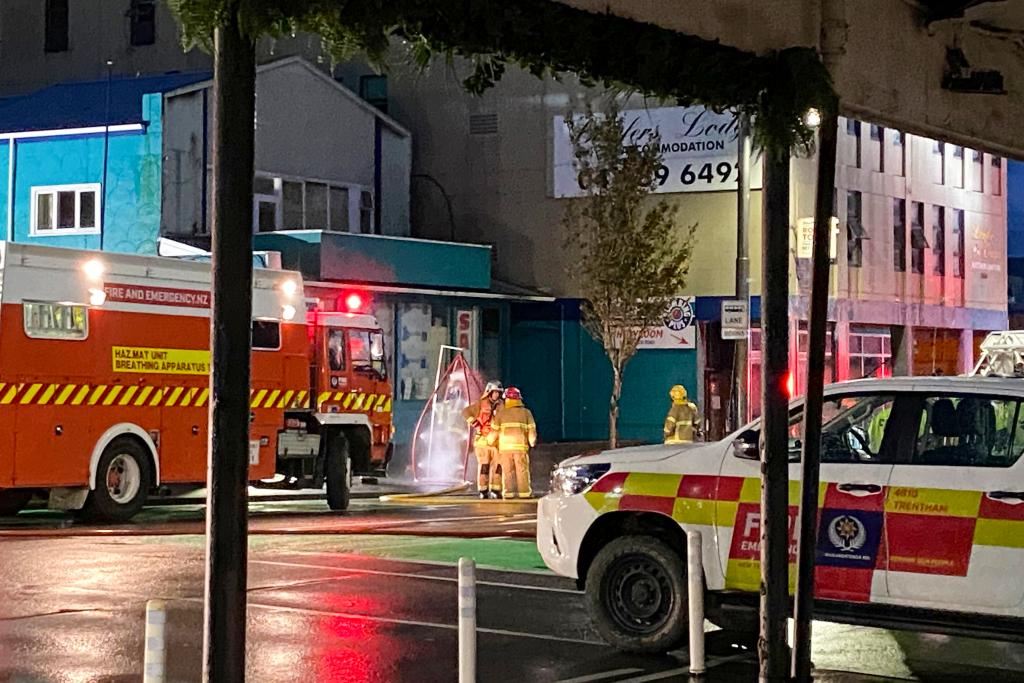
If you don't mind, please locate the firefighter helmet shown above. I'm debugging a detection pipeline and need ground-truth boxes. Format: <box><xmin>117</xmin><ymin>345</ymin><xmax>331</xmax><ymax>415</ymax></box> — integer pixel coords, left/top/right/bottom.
<box><xmin>504</xmin><ymin>386</ymin><xmax>522</xmax><ymax>401</ymax></box>
<box><xmin>669</xmin><ymin>384</ymin><xmax>687</xmax><ymax>401</ymax></box>
<box><xmin>484</xmin><ymin>381</ymin><xmax>504</xmax><ymax>395</ymax></box>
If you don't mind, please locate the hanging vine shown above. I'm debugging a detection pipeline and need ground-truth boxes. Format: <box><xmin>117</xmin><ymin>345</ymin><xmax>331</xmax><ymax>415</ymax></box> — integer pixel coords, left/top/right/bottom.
<box><xmin>170</xmin><ymin>0</ymin><xmax>836</xmax><ymax>157</ymax></box>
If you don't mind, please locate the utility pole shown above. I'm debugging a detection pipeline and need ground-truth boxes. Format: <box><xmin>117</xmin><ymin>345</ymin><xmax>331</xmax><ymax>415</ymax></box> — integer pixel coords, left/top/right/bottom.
<box><xmin>203</xmin><ymin>7</ymin><xmax>256</xmax><ymax>683</ymax></box>
<box><xmin>758</xmin><ymin>148</ymin><xmax>791</xmax><ymax>683</ymax></box>
<box><xmin>791</xmin><ymin>103</ymin><xmax>838</xmax><ymax>683</ymax></box>
<box><xmin>733</xmin><ymin>115</ymin><xmax>752</xmax><ymax>429</ymax></box>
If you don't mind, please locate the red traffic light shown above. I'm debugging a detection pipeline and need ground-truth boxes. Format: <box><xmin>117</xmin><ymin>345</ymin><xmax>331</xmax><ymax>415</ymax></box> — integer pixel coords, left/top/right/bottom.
<box><xmin>785</xmin><ymin>371</ymin><xmax>795</xmax><ymax>398</ymax></box>
<box><xmin>344</xmin><ymin>293</ymin><xmax>364</xmax><ymax>312</ymax></box>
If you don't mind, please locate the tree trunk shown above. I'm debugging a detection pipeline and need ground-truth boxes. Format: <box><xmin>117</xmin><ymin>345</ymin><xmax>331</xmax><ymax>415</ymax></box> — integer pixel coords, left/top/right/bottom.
<box><xmin>609</xmin><ymin>363</ymin><xmax>622</xmax><ymax>449</ymax></box>
<box><xmin>759</xmin><ymin>150</ymin><xmax>791</xmax><ymax>683</ymax></box>
<box><xmin>203</xmin><ymin>10</ymin><xmax>255</xmax><ymax>683</ymax></box>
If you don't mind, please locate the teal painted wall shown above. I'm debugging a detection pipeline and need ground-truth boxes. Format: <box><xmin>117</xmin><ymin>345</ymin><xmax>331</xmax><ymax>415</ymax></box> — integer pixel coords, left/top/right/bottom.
<box><xmin>6</xmin><ymin>93</ymin><xmax>162</xmax><ymax>254</ymax></box>
<box><xmin>508</xmin><ymin>302</ymin><xmax>699</xmax><ymax>444</ymax></box>
<box><xmin>0</xmin><ymin>141</ymin><xmax>8</xmax><ymax>234</ymax></box>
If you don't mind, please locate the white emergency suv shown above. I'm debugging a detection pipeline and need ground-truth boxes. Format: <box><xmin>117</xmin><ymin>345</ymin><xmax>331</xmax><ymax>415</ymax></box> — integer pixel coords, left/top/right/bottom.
<box><xmin>538</xmin><ymin>376</ymin><xmax>1024</xmax><ymax>652</ymax></box>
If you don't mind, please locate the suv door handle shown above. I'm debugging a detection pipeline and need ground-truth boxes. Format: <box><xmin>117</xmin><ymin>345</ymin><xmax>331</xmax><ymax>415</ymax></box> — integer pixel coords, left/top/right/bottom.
<box><xmin>837</xmin><ymin>483</ymin><xmax>883</xmax><ymax>495</ymax></box>
<box><xmin>988</xmin><ymin>491</ymin><xmax>1024</xmax><ymax>503</ymax></box>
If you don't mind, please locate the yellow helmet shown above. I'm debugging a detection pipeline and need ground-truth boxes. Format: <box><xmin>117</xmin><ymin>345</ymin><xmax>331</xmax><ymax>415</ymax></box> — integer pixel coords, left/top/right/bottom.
<box><xmin>669</xmin><ymin>385</ymin><xmax>687</xmax><ymax>401</ymax></box>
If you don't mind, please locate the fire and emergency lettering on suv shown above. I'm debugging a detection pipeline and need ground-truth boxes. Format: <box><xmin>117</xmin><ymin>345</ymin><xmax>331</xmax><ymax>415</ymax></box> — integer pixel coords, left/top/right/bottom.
<box><xmin>538</xmin><ymin>376</ymin><xmax>1024</xmax><ymax>652</ymax></box>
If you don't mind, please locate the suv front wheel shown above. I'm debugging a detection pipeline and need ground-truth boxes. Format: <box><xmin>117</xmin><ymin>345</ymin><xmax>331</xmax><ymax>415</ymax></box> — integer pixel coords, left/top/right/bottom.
<box><xmin>586</xmin><ymin>535</ymin><xmax>689</xmax><ymax>653</ymax></box>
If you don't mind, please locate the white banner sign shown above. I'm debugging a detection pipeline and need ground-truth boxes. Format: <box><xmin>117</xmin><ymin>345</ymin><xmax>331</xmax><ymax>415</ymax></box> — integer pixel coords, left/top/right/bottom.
<box><xmin>553</xmin><ymin>106</ymin><xmax>764</xmax><ymax>198</ymax></box>
<box><xmin>638</xmin><ymin>297</ymin><xmax>697</xmax><ymax>350</ymax></box>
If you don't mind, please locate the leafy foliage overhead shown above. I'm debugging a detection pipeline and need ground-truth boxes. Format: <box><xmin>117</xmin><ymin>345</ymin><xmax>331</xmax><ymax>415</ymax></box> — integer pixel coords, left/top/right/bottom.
<box><xmin>170</xmin><ymin>0</ymin><xmax>835</xmax><ymax>156</ymax></box>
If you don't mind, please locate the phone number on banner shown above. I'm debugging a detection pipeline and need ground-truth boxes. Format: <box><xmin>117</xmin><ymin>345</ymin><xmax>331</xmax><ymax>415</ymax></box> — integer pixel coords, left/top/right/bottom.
<box><xmin>653</xmin><ymin>159</ymin><xmax>763</xmax><ymax>194</ymax></box>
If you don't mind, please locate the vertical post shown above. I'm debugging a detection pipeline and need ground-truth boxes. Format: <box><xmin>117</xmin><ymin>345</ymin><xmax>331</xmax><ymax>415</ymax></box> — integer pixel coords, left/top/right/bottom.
<box><xmin>686</xmin><ymin>531</ymin><xmax>706</xmax><ymax>676</ymax></box>
<box><xmin>143</xmin><ymin>599</ymin><xmax>167</xmax><ymax>683</ymax></box>
<box><xmin>759</xmin><ymin>149</ymin><xmax>791</xmax><ymax>683</ymax></box>
<box><xmin>458</xmin><ymin>557</ymin><xmax>477</xmax><ymax>683</ymax></box>
<box><xmin>734</xmin><ymin>115</ymin><xmax>752</xmax><ymax>429</ymax></box>
<box><xmin>100</xmin><ymin>59</ymin><xmax>113</xmax><ymax>250</ymax></box>
<box><xmin>791</xmin><ymin>104</ymin><xmax>838</xmax><ymax>683</ymax></box>
<box><xmin>203</xmin><ymin>9</ymin><xmax>255</xmax><ymax>683</ymax></box>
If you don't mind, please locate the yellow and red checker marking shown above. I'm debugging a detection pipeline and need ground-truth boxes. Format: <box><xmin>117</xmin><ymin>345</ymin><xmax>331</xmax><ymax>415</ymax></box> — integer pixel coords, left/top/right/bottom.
<box><xmin>584</xmin><ymin>470</ymin><xmax>1024</xmax><ymax>602</ymax></box>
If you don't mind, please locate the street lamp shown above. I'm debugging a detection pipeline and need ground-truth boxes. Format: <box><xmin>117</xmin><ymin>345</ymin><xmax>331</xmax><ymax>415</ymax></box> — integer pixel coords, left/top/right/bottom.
<box><xmin>803</xmin><ymin>108</ymin><xmax>822</xmax><ymax>129</ymax></box>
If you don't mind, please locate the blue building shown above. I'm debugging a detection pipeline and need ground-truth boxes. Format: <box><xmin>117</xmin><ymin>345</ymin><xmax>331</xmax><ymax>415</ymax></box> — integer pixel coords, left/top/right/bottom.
<box><xmin>0</xmin><ymin>72</ymin><xmax>208</xmax><ymax>253</ymax></box>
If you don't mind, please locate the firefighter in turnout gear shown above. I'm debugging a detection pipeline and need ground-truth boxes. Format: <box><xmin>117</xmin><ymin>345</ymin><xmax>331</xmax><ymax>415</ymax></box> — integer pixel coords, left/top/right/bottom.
<box><xmin>462</xmin><ymin>381</ymin><xmax>504</xmax><ymax>498</ymax></box>
<box><xmin>664</xmin><ymin>384</ymin><xmax>699</xmax><ymax>444</ymax></box>
<box><xmin>490</xmin><ymin>386</ymin><xmax>537</xmax><ymax>498</ymax></box>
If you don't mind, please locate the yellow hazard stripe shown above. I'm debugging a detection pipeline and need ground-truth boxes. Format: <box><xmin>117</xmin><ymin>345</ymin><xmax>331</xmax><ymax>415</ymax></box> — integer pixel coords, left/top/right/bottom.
<box><xmin>37</xmin><ymin>384</ymin><xmax>58</xmax><ymax>405</ymax></box>
<box><xmin>0</xmin><ymin>384</ymin><xmax>19</xmax><ymax>404</ymax></box>
<box><xmin>20</xmin><ymin>383</ymin><xmax>43</xmax><ymax>405</ymax></box>
<box><xmin>118</xmin><ymin>385</ymin><xmax>138</xmax><ymax>406</ymax></box>
<box><xmin>71</xmin><ymin>385</ymin><xmax>91</xmax><ymax>405</ymax></box>
<box><xmin>135</xmin><ymin>386</ymin><xmax>154</xmax><ymax>406</ymax></box>
<box><xmin>251</xmin><ymin>389</ymin><xmax>267</xmax><ymax>409</ymax></box>
<box><xmin>55</xmin><ymin>384</ymin><xmax>77</xmax><ymax>405</ymax></box>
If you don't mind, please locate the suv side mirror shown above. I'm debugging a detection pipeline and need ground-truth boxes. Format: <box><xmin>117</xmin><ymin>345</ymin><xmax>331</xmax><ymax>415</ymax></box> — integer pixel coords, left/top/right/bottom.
<box><xmin>733</xmin><ymin>429</ymin><xmax>759</xmax><ymax>460</ymax></box>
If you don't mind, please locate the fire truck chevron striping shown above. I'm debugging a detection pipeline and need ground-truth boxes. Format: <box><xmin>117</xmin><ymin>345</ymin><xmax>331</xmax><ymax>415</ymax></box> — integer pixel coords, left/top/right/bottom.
<box><xmin>0</xmin><ymin>383</ymin><xmax>394</xmax><ymax>412</ymax></box>
<box><xmin>0</xmin><ymin>244</ymin><xmax>394</xmax><ymax>522</ymax></box>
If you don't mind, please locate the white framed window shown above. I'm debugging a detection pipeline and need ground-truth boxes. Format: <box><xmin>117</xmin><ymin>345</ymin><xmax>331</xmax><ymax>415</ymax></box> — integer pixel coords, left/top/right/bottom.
<box><xmin>251</xmin><ymin>174</ymin><xmax>367</xmax><ymax>234</ymax></box>
<box><xmin>849</xmin><ymin>326</ymin><xmax>891</xmax><ymax>379</ymax></box>
<box><xmin>23</xmin><ymin>301</ymin><xmax>88</xmax><ymax>340</ymax></box>
<box><xmin>30</xmin><ymin>184</ymin><xmax>101</xmax><ymax>235</ymax></box>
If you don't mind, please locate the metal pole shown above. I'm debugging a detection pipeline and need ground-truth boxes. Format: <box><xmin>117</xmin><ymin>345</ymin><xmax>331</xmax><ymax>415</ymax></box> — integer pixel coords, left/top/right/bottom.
<box><xmin>458</xmin><ymin>557</ymin><xmax>477</xmax><ymax>683</ymax></box>
<box><xmin>734</xmin><ymin>115</ymin><xmax>752</xmax><ymax>429</ymax></box>
<box><xmin>100</xmin><ymin>59</ymin><xmax>112</xmax><ymax>250</ymax></box>
<box><xmin>686</xmin><ymin>531</ymin><xmax>706</xmax><ymax>676</ymax></box>
<box><xmin>203</xmin><ymin>9</ymin><xmax>255</xmax><ymax>683</ymax></box>
<box><xmin>758</xmin><ymin>148</ymin><xmax>791</xmax><ymax>683</ymax></box>
<box><xmin>143</xmin><ymin>599</ymin><xmax>166</xmax><ymax>683</ymax></box>
<box><xmin>792</xmin><ymin>105</ymin><xmax>838</xmax><ymax>683</ymax></box>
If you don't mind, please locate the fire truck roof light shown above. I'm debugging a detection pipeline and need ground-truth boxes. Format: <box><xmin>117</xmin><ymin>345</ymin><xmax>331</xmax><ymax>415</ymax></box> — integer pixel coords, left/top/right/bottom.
<box><xmin>281</xmin><ymin>304</ymin><xmax>297</xmax><ymax>321</ymax></box>
<box><xmin>82</xmin><ymin>259</ymin><xmax>105</xmax><ymax>280</ymax></box>
<box><xmin>345</xmin><ymin>293</ymin><xmax>364</xmax><ymax>312</ymax></box>
<box><xmin>89</xmin><ymin>288</ymin><xmax>107</xmax><ymax>306</ymax></box>
<box><xmin>280</xmin><ymin>279</ymin><xmax>298</xmax><ymax>297</ymax></box>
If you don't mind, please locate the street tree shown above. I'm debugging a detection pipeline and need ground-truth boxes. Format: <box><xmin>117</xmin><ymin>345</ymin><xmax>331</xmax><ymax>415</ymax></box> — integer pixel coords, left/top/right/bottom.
<box><xmin>562</xmin><ymin>105</ymin><xmax>696</xmax><ymax>449</ymax></box>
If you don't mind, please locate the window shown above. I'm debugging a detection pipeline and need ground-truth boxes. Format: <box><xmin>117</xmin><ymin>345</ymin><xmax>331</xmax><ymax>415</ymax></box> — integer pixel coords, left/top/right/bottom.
<box><xmin>951</xmin><ymin>146</ymin><xmax>965</xmax><ymax>188</ymax></box>
<box><xmin>741</xmin><ymin>393</ymin><xmax>898</xmax><ymax>464</ymax></box>
<box><xmin>360</xmin><ymin>190</ymin><xmax>375</xmax><ymax>234</ymax></box>
<box><xmin>251</xmin><ymin>320</ymin><xmax>280</xmax><ymax>350</ymax></box>
<box><xmin>910</xmin><ymin>395</ymin><xmax>1024</xmax><ymax>468</ymax></box>
<box><xmin>910</xmin><ymin>201</ymin><xmax>927</xmax><ymax>274</ymax></box>
<box><xmin>891</xmin><ymin>130</ymin><xmax>906</xmax><ymax>176</ymax></box>
<box><xmin>129</xmin><ymin>0</ymin><xmax>156</xmax><ymax>47</ymax></box>
<box><xmin>992</xmin><ymin>157</ymin><xmax>1003</xmax><ymax>195</ymax></box>
<box><xmin>846</xmin><ymin>191</ymin><xmax>865</xmax><ymax>267</ymax></box>
<box><xmin>933</xmin><ymin>140</ymin><xmax>945</xmax><ymax>184</ymax></box>
<box><xmin>348</xmin><ymin>329</ymin><xmax>386</xmax><ymax>378</ymax></box>
<box><xmin>23</xmin><ymin>302</ymin><xmax>87</xmax><ymax>340</ymax></box>
<box><xmin>397</xmin><ymin>303</ymin><xmax>450</xmax><ymax>401</ymax></box>
<box><xmin>970</xmin><ymin>150</ymin><xmax>984</xmax><ymax>192</ymax></box>
<box><xmin>847</xmin><ymin>119</ymin><xmax>862</xmax><ymax>168</ymax></box>
<box><xmin>31</xmin><ymin>184</ymin><xmax>101</xmax><ymax>234</ymax></box>
<box><xmin>952</xmin><ymin>209</ymin><xmax>965</xmax><ymax>279</ymax></box>
<box><xmin>327</xmin><ymin>330</ymin><xmax>345</xmax><ymax>372</ymax></box>
<box><xmin>44</xmin><ymin>0</ymin><xmax>69</xmax><ymax>53</ymax></box>
<box><xmin>359</xmin><ymin>75</ymin><xmax>389</xmax><ymax>112</ymax></box>
<box><xmin>932</xmin><ymin>206</ymin><xmax>945</xmax><ymax>276</ymax></box>
<box><xmin>793</xmin><ymin>322</ymin><xmax>836</xmax><ymax>398</ymax></box>
<box><xmin>871</xmin><ymin>125</ymin><xmax>884</xmax><ymax>172</ymax></box>
<box><xmin>849</xmin><ymin>326</ymin><xmax>891</xmax><ymax>379</ymax></box>
<box><xmin>252</xmin><ymin>175</ymin><xmax>360</xmax><ymax>233</ymax></box>
<box><xmin>893</xmin><ymin>199</ymin><xmax>906</xmax><ymax>272</ymax></box>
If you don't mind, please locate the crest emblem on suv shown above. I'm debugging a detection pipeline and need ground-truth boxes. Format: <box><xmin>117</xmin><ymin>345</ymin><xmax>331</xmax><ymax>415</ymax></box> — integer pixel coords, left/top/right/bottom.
<box><xmin>828</xmin><ymin>514</ymin><xmax>867</xmax><ymax>552</ymax></box>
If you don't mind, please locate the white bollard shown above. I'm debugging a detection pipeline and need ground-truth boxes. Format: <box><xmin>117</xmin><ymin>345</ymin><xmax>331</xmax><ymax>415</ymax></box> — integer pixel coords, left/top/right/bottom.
<box><xmin>458</xmin><ymin>557</ymin><xmax>477</xmax><ymax>683</ymax></box>
<box><xmin>143</xmin><ymin>599</ymin><xmax>167</xmax><ymax>683</ymax></box>
<box><xmin>686</xmin><ymin>531</ymin><xmax>705</xmax><ymax>676</ymax></box>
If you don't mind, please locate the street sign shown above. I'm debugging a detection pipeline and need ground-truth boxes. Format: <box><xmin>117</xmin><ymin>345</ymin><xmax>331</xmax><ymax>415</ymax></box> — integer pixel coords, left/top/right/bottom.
<box><xmin>721</xmin><ymin>300</ymin><xmax>748</xmax><ymax>340</ymax></box>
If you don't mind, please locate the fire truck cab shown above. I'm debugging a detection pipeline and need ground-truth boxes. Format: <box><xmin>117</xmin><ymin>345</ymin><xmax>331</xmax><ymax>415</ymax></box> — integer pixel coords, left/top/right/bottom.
<box><xmin>0</xmin><ymin>243</ymin><xmax>393</xmax><ymax>521</ymax></box>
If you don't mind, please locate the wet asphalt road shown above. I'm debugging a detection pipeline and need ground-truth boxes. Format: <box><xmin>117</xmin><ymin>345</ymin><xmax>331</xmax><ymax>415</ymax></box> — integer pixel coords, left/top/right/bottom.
<box><xmin>2</xmin><ymin>498</ymin><xmax>1024</xmax><ymax>682</ymax></box>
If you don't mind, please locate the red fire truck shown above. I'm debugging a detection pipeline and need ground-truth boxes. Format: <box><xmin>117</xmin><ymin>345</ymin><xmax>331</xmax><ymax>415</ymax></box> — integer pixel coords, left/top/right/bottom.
<box><xmin>0</xmin><ymin>243</ymin><xmax>393</xmax><ymax>521</ymax></box>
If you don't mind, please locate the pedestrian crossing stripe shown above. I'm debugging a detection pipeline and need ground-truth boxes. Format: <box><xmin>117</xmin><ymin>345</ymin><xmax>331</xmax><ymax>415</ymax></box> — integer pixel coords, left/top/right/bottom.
<box><xmin>0</xmin><ymin>381</ymin><xmax>392</xmax><ymax>413</ymax></box>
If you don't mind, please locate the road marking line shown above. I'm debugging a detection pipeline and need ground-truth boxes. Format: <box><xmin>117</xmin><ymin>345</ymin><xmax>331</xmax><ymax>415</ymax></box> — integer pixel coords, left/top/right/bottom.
<box><xmin>266</xmin><ymin>548</ymin><xmax>562</xmax><ymax>576</ymax></box>
<box><xmin>555</xmin><ymin>668</ymin><xmax>644</xmax><ymax>682</ymax></box>
<box><xmin>251</xmin><ymin>559</ymin><xmax>580</xmax><ymax>594</ymax></box>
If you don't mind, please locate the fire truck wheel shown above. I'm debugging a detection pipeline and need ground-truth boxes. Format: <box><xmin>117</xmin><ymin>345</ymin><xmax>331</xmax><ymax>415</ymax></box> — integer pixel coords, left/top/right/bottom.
<box><xmin>0</xmin><ymin>489</ymin><xmax>33</xmax><ymax>516</ymax></box>
<box><xmin>586</xmin><ymin>535</ymin><xmax>688</xmax><ymax>654</ymax></box>
<box><xmin>82</xmin><ymin>437</ymin><xmax>153</xmax><ymax>522</ymax></box>
<box><xmin>325</xmin><ymin>436</ymin><xmax>351</xmax><ymax>511</ymax></box>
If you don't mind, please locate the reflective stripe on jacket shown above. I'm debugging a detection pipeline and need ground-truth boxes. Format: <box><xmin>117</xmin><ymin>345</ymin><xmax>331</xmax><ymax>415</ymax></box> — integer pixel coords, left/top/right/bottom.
<box><xmin>462</xmin><ymin>397</ymin><xmax>502</xmax><ymax>446</ymax></box>
<box><xmin>664</xmin><ymin>401</ymin><xmax>697</xmax><ymax>444</ymax></box>
<box><xmin>490</xmin><ymin>400</ymin><xmax>537</xmax><ymax>452</ymax></box>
